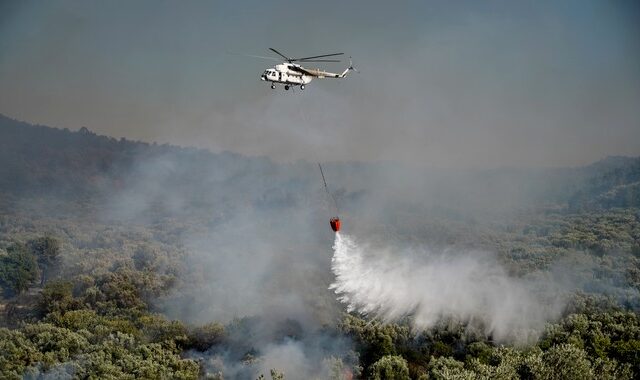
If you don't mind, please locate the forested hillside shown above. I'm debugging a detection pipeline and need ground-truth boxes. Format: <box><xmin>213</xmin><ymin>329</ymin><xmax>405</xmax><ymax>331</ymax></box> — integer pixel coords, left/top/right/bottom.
<box><xmin>1</xmin><ymin>114</ymin><xmax>639</xmax><ymax>379</ymax></box>
<box><xmin>569</xmin><ymin>157</ymin><xmax>640</xmax><ymax>211</ymax></box>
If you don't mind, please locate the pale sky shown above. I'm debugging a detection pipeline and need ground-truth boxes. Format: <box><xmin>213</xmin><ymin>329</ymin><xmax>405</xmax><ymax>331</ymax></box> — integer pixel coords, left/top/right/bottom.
<box><xmin>1</xmin><ymin>0</ymin><xmax>639</xmax><ymax>168</ymax></box>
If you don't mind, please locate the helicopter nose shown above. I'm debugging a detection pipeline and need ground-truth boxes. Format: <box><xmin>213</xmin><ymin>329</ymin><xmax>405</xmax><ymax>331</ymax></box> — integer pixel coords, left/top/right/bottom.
<box><xmin>260</xmin><ymin>75</ymin><xmax>266</xmax><ymax>81</ymax></box>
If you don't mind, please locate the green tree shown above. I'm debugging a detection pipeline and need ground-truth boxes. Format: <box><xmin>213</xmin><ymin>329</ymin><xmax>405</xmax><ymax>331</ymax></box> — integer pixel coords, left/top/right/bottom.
<box><xmin>370</xmin><ymin>355</ymin><xmax>410</xmax><ymax>380</ymax></box>
<box><xmin>257</xmin><ymin>369</ymin><xmax>284</xmax><ymax>380</ymax></box>
<box><xmin>0</xmin><ymin>328</ymin><xmax>42</xmax><ymax>378</ymax></box>
<box><xmin>28</xmin><ymin>236</ymin><xmax>61</xmax><ymax>286</ymax></box>
<box><xmin>21</xmin><ymin>323</ymin><xmax>90</xmax><ymax>367</ymax></box>
<box><xmin>542</xmin><ymin>343</ymin><xmax>594</xmax><ymax>380</ymax></box>
<box><xmin>0</xmin><ymin>243</ymin><xmax>38</xmax><ymax>296</ymax></box>
<box><xmin>133</xmin><ymin>244</ymin><xmax>159</xmax><ymax>271</ymax></box>
<box><xmin>592</xmin><ymin>357</ymin><xmax>633</xmax><ymax>380</ymax></box>
<box><xmin>188</xmin><ymin>322</ymin><xmax>225</xmax><ymax>351</ymax></box>
<box><xmin>38</xmin><ymin>281</ymin><xmax>77</xmax><ymax>316</ymax></box>
<box><xmin>270</xmin><ymin>369</ymin><xmax>284</xmax><ymax>380</ymax></box>
<box><xmin>340</xmin><ymin>314</ymin><xmax>408</xmax><ymax>373</ymax></box>
<box><xmin>137</xmin><ymin>314</ymin><xmax>189</xmax><ymax>348</ymax></box>
<box><xmin>465</xmin><ymin>347</ymin><xmax>522</xmax><ymax>380</ymax></box>
<box><xmin>427</xmin><ymin>356</ymin><xmax>475</xmax><ymax>380</ymax></box>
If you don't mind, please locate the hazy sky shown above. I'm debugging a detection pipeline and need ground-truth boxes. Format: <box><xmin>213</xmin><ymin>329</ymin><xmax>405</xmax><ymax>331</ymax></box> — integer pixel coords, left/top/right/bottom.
<box><xmin>1</xmin><ymin>0</ymin><xmax>639</xmax><ymax>168</ymax></box>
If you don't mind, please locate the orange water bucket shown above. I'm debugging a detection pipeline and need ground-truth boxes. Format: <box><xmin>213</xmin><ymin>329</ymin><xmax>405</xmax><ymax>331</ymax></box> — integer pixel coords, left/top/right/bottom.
<box><xmin>330</xmin><ymin>217</ymin><xmax>341</xmax><ymax>232</ymax></box>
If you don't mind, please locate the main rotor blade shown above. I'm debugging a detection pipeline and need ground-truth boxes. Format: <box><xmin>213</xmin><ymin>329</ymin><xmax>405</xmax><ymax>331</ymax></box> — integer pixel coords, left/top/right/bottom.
<box><xmin>229</xmin><ymin>52</ymin><xmax>279</xmax><ymax>61</ymax></box>
<box><xmin>298</xmin><ymin>59</ymin><xmax>341</xmax><ymax>62</ymax></box>
<box><xmin>296</xmin><ymin>52</ymin><xmax>344</xmax><ymax>60</ymax></box>
<box><xmin>269</xmin><ymin>48</ymin><xmax>290</xmax><ymax>61</ymax></box>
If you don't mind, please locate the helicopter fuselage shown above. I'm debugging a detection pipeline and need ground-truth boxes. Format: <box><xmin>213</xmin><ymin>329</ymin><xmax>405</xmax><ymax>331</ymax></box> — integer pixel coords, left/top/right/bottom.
<box><xmin>261</xmin><ymin>63</ymin><xmax>313</xmax><ymax>88</ymax></box>
<box><xmin>260</xmin><ymin>62</ymin><xmax>347</xmax><ymax>90</ymax></box>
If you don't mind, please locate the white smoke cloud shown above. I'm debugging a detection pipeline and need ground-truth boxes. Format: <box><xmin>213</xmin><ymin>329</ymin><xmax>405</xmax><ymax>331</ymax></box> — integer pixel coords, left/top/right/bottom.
<box><xmin>330</xmin><ymin>233</ymin><xmax>566</xmax><ymax>343</ymax></box>
<box><xmin>192</xmin><ymin>336</ymin><xmax>355</xmax><ymax>379</ymax></box>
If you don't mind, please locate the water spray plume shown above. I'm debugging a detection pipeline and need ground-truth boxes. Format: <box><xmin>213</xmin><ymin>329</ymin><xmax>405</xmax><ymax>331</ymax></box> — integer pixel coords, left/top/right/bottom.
<box><xmin>329</xmin><ymin>233</ymin><xmax>565</xmax><ymax>343</ymax></box>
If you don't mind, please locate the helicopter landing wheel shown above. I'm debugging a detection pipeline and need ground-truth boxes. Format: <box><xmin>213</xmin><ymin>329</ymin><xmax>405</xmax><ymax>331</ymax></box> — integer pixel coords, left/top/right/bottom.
<box><xmin>284</xmin><ymin>85</ymin><xmax>290</xmax><ymax>90</ymax></box>
<box><xmin>271</xmin><ymin>84</ymin><xmax>276</xmax><ymax>89</ymax></box>
<box><xmin>300</xmin><ymin>85</ymin><xmax>305</xmax><ymax>90</ymax></box>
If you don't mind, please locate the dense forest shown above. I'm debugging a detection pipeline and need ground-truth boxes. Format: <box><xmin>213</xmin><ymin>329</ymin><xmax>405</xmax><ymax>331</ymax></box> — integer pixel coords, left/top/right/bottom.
<box><xmin>1</xmin><ymin>114</ymin><xmax>639</xmax><ymax>379</ymax></box>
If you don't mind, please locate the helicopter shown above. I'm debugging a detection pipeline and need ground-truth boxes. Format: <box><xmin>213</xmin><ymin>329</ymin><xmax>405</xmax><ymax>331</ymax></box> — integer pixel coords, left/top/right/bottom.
<box><xmin>259</xmin><ymin>48</ymin><xmax>356</xmax><ymax>90</ymax></box>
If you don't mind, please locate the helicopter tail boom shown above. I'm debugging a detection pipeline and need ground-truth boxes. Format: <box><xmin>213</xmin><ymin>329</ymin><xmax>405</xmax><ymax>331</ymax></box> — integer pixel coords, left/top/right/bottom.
<box><xmin>339</xmin><ymin>57</ymin><xmax>357</xmax><ymax>78</ymax></box>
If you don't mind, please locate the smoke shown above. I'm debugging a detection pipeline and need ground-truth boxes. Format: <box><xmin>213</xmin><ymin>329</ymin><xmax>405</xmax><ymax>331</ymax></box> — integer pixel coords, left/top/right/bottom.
<box><xmin>330</xmin><ymin>233</ymin><xmax>565</xmax><ymax>343</ymax></box>
<box><xmin>193</xmin><ymin>339</ymin><xmax>354</xmax><ymax>380</ymax></box>
<box><xmin>254</xmin><ymin>340</ymin><xmax>350</xmax><ymax>380</ymax></box>
<box><xmin>154</xmin><ymin>197</ymin><xmax>339</xmax><ymax>326</ymax></box>
<box><xmin>188</xmin><ymin>316</ymin><xmax>356</xmax><ymax>380</ymax></box>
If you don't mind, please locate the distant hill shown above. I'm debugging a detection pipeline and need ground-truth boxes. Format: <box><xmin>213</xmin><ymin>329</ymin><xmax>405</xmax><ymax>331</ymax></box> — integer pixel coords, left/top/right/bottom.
<box><xmin>0</xmin><ymin>114</ymin><xmax>256</xmax><ymax>197</ymax></box>
<box><xmin>0</xmin><ymin>114</ymin><xmax>283</xmax><ymax>219</ymax></box>
<box><xmin>1</xmin><ymin>113</ymin><xmax>638</xmax><ymax>221</ymax></box>
<box><xmin>569</xmin><ymin>156</ymin><xmax>640</xmax><ymax>211</ymax></box>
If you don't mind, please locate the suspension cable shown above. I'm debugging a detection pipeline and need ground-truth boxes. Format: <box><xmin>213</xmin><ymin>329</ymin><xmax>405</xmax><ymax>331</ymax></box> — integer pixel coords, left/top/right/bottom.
<box><xmin>318</xmin><ymin>163</ymin><xmax>339</xmax><ymax>215</ymax></box>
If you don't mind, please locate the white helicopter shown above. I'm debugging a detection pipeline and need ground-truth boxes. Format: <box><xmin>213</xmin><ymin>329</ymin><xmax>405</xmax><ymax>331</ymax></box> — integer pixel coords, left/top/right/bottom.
<box><xmin>259</xmin><ymin>48</ymin><xmax>356</xmax><ymax>90</ymax></box>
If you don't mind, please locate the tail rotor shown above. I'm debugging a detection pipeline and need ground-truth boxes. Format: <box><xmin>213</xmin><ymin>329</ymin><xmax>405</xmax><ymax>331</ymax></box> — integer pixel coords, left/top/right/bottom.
<box><xmin>349</xmin><ymin>57</ymin><xmax>358</xmax><ymax>73</ymax></box>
